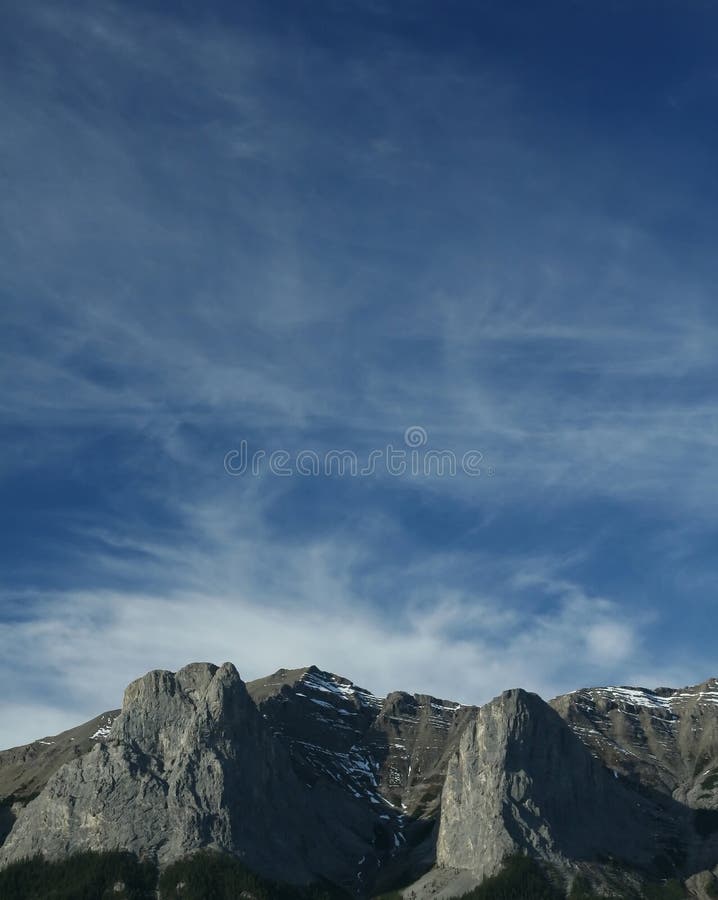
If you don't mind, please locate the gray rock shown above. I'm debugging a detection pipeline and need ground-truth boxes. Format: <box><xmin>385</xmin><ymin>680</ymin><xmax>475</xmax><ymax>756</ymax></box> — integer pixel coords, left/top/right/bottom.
<box><xmin>2</xmin><ymin>665</ymin><xmax>717</xmax><ymax>898</ymax></box>
<box><xmin>550</xmin><ymin>679</ymin><xmax>718</xmax><ymax>807</ymax></box>
<box><xmin>686</xmin><ymin>868</ymin><xmax>718</xmax><ymax>900</ymax></box>
<box><xmin>436</xmin><ymin>688</ymin><xmax>679</xmax><ymax>881</ymax></box>
<box><xmin>0</xmin><ymin>709</ymin><xmax>119</xmax><ymax>813</ymax></box>
<box><xmin>0</xmin><ymin>662</ymin><xmax>373</xmax><ymax>888</ymax></box>
<box><xmin>397</xmin><ymin>866</ymin><xmax>480</xmax><ymax>899</ymax></box>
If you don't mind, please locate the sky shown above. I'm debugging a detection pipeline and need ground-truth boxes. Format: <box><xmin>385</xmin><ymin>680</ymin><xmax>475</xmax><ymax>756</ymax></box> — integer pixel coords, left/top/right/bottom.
<box><xmin>1</xmin><ymin>0</ymin><xmax>718</xmax><ymax>748</ymax></box>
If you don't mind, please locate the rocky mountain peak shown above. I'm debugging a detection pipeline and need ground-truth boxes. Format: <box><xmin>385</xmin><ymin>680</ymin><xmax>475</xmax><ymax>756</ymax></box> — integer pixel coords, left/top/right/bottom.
<box><xmin>105</xmin><ymin>662</ymin><xmax>261</xmax><ymax>780</ymax></box>
<box><xmin>1</xmin><ymin>666</ymin><xmax>717</xmax><ymax>899</ymax></box>
<box><xmin>0</xmin><ymin>661</ymin><xmax>377</xmax><ymax>891</ymax></box>
<box><xmin>436</xmin><ymin>687</ymin><xmax>684</xmax><ymax>885</ymax></box>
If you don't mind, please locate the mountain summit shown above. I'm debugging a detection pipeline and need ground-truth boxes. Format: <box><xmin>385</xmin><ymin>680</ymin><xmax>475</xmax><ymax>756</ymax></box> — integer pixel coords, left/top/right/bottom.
<box><xmin>1</xmin><ymin>664</ymin><xmax>717</xmax><ymax>898</ymax></box>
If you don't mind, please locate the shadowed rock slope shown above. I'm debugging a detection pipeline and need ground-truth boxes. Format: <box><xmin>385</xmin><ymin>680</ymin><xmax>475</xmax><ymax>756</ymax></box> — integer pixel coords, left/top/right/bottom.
<box><xmin>550</xmin><ymin>679</ymin><xmax>718</xmax><ymax>809</ymax></box>
<box><xmin>246</xmin><ymin>665</ymin><xmax>476</xmax><ymax>890</ymax></box>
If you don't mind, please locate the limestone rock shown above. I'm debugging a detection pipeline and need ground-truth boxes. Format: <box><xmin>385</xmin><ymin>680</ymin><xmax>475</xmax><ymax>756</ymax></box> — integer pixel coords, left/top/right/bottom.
<box><xmin>2</xmin><ymin>665</ymin><xmax>718</xmax><ymax>897</ymax></box>
<box><xmin>436</xmin><ymin>688</ymin><xmax>679</xmax><ymax>881</ymax></box>
<box><xmin>0</xmin><ymin>662</ymin><xmax>372</xmax><ymax>888</ymax></box>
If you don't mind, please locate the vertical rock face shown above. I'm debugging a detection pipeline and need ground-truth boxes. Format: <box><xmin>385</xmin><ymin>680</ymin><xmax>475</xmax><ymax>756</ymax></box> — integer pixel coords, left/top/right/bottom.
<box><xmin>0</xmin><ymin>663</ymin><xmax>374</xmax><ymax>887</ymax></box>
<box><xmin>436</xmin><ymin>689</ymin><xmax>677</xmax><ymax>881</ymax></box>
<box><xmin>1</xmin><ymin>666</ymin><xmax>717</xmax><ymax>897</ymax></box>
<box><xmin>0</xmin><ymin>663</ymin><xmax>475</xmax><ymax>895</ymax></box>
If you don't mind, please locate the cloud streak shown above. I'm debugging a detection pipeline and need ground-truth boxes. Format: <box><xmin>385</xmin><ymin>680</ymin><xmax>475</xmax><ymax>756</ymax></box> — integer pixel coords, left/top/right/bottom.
<box><xmin>1</xmin><ymin>568</ymin><xmax>696</xmax><ymax>749</ymax></box>
<box><xmin>1</xmin><ymin>0</ymin><xmax>717</xmax><ymax>747</ymax></box>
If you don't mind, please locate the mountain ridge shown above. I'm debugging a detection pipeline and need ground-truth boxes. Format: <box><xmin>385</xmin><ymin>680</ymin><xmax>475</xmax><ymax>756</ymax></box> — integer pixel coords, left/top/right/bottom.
<box><xmin>1</xmin><ymin>664</ymin><xmax>717</xmax><ymax>898</ymax></box>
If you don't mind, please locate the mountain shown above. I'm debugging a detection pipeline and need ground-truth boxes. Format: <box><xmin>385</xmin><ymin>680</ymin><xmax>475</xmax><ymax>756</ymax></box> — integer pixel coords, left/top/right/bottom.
<box><xmin>0</xmin><ymin>709</ymin><xmax>120</xmax><ymax>847</ymax></box>
<box><xmin>436</xmin><ymin>688</ymin><xmax>713</xmax><ymax>895</ymax></box>
<box><xmin>0</xmin><ymin>709</ymin><xmax>119</xmax><ymax>805</ymax></box>
<box><xmin>549</xmin><ymin>680</ymin><xmax>718</xmax><ymax>810</ymax></box>
<box><xmin>1</xmin><ymin>664</ymin><xmax>717</xmax><ymax>899</ymax></box>
<box><xmin>245</xmin><ymin>665</ymin><xmax>476</xmax><ymax>890</ymax></box>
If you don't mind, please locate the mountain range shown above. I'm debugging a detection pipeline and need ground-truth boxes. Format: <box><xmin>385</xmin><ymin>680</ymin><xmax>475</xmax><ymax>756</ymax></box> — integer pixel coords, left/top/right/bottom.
<box><xmin>1</xmin><ymin>662</ymin><xmax>717</xmax><ymax>898</ymax></box>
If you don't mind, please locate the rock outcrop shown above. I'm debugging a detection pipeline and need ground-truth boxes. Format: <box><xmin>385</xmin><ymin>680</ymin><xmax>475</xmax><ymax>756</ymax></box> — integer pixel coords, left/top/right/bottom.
<box><xmin>1</xmin><ymin>665</ymin><xmax>717</xmax><ymax>897</ymax></box>
<box><xmin>0</xmin><ymin>663</ymin><xmax>375</xmax><ymax>889</ymax></box>
<box><xmin>0</xmin><ymin>709</ymin><xmax>119</xmax><ymax>804</ymax></box>
<box><xmin>436</xmin><ymin>689</ymin><xmax>682</xmax><ymax>882</ymax></box>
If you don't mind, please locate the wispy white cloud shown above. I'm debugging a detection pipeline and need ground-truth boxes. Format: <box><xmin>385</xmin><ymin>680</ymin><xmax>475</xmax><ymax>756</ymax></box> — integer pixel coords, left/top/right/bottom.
<box><xmin>0</xmin><ymin>573</ymin><xmax>685</xmax><ymax>749</ymax></box>
<box><xmin>1</xmin><ymin>526</ymin><xmax>709</xmax><ymax>749</ymax></box>
<box><xmin>1</xmin><ymin>0</ymin><xmax>717</xmax><ymax>749</ymax></box>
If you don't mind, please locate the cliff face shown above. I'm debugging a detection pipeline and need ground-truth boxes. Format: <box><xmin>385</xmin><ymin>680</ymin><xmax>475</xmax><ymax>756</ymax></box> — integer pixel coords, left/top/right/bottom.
<box><xmin>1</xmin><ymin>665</ymin><xmax>718</xmax><ymax>898</ymax></box>
<box><xmin>0</xmin><ymin>663</ymin><xmax>376</xmax><ymax>890</ymax></box>
<box><xmin>436</xmin><ymin>689</ymin><xmax>682</xmax><ymax>882</ymax></box>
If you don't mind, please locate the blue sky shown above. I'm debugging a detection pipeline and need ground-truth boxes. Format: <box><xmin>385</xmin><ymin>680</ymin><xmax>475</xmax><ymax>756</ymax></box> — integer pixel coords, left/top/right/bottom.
<box><xmin>2</xmin><ymin>0</ymin><xmax>718</xmax><ymax>747</ymax></box>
